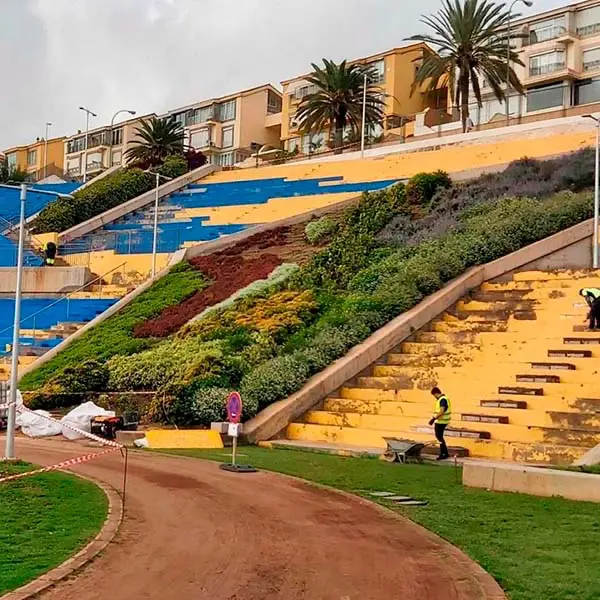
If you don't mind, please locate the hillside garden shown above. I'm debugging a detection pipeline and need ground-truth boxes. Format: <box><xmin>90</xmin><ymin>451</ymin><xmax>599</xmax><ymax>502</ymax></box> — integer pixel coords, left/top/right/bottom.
<box><xmin>20</xmin><ymin>149</ymin><xmax>596</xmax><ymax>427</ymax></box>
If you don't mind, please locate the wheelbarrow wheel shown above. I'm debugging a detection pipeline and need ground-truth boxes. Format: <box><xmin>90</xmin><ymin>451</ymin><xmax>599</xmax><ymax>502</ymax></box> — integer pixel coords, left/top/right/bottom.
<box><xmin>382</xmin><ymin>450</ymin><xmax>398</xmax><ymax>463</ymax></box>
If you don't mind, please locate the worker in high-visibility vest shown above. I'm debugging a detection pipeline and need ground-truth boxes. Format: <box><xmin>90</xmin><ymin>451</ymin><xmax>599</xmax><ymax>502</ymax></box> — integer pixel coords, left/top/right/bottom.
<box><xmin>579</xmin><ymin>288</ymin><xmax>600</xmax><ymax>330</ymax></box>
<box><xmin>44</xmin><ymin>241</ymin><xmax>57</xmax><ymax>266</ymax></box>
<box><xmin>429</xmin><ymin>387</ymin><xmax>451</xmax><ymax>461</ymax></box>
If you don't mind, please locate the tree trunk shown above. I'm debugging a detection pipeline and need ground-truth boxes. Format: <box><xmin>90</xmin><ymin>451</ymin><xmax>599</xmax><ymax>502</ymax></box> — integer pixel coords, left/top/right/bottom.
<box><xmin>333</xmin><ymin>111</ymin><xmax>346</xmax><ymax>155</ymax></box>
<box><xmin>460</xmin><ymin>76</ymin><xmax>470</xmax><ymax>134</ymax></box>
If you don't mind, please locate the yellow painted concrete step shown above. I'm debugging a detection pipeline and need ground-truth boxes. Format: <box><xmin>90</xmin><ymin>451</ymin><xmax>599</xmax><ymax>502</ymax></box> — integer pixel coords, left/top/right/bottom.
<box><xmin>303</xmin><ymin>410</ymin><xmax>580</xmax><ymax>445</ymax></box>
<box><xmin>323</xmin><ymin>398</ymin><xmax>599</xmax><ymax>428</ymax></box>
<box><xmin>285</xmin><ymin>423</ymin><xmax>587</xmax><ymax>463</ymax></box>
<box><xmin>374</xmin><ymin>365</ymin><xmax>598</xmax><ymax>385</ymax></box>
<box><xmin>512</xmin><ymin>270</ymin><xmax>598</xmax><ymax>282</ymax></box>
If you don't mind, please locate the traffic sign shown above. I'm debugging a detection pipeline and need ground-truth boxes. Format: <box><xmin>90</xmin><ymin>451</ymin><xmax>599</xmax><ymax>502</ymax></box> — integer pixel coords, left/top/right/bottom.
<box><xmin>226</xmin><ymin>391</ymin><xmax>242</xmax><ymax>424</ymax></box>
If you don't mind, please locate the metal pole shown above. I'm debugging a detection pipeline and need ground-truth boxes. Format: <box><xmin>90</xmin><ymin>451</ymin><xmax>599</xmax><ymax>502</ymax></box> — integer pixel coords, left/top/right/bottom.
<box><xmin>4</xmin><ymin>184</ymin><xmax>27</xmax><ymax>460</ymax></box>
<box><xmin>360</xmin><ymin>72</ymin><xmax>368</xmax><ymax>159</ymax></box>
<box><xmin>595</xmin><ymin>120</ymin><xmax>599</xmax><ymax>269</ymax></box>
<box><xmin>232</xmin><ymin>435</ymin><xmax>237</xmax><ymax>467</ymax></box>
<box><xmin>152</xmin><ymin>172</ymin><xmax>160</xmax><ymax>277</ymax></box>
<box><xmin>43</xmin><ymin>122</ymin><xmax>51</xmax><ymax>180</ymax></box>
<box><xmin>506</xmin><ymin>7</ymin><xmax>512</xmax><ymax>128</ymax></box>
<box><xmin>83</xmin><ymin>111</ymin><xmax>90</xmax><ymax>184</ymax></box>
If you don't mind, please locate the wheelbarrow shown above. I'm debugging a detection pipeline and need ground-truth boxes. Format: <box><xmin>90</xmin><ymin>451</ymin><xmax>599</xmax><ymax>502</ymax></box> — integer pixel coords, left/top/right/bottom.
<box><xmin>382</xmin><ymin>438</ymin><xmax>427</xmax><ymax>463</ymax></box>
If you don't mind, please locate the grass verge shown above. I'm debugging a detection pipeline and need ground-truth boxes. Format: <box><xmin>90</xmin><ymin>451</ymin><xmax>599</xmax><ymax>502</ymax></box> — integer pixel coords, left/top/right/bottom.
<box><xmin>0</xmin><ymin>462</ymin><xmax>108</xmax><ymax>594</ymax></box>
<box><xmin>160</xmin><ymin>446</ymin><xmax>600</xmax><ymax>600</ymax></box>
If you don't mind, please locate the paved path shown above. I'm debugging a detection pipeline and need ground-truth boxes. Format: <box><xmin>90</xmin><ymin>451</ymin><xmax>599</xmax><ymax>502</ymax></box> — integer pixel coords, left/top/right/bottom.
<box><xmin>11</xmin><ymin>437</ymin><xmax>505</xmax><ymax>600</ymax></box>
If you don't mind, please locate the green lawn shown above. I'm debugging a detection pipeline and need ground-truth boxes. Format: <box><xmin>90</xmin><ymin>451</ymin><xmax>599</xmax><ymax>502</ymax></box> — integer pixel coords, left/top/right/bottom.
<box><xmin>0</xmin><ymin>462</ymin><xmax>108</xmax><ymax>595</ymax></box>
<box><xmin>161</xmin><ymin>447</ymin><xmax>600</xmax><ymax>600</ymax></box>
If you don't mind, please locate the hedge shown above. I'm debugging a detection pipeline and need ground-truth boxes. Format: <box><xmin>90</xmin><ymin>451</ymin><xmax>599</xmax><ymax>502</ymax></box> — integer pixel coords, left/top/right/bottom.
<box><xmin>19</xmin><ymin>262</ymin><xmax>208</xmax><ymax>393</ymax></box>
<box><xmin>32</xmin><ymin>168</ymin><xmax>155</xmax><ymax>233</ymax></box>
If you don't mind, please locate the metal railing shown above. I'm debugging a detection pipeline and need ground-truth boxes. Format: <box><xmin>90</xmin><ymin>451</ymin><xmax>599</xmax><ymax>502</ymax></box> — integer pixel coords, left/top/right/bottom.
<box><xmin>0</xmin><ymin>261</ymin><xmax>128</xmax><ymax>346</ymax></box>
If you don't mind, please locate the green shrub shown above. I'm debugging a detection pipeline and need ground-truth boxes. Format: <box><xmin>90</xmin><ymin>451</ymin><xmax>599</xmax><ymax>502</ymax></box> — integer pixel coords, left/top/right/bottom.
<box><xmin>301</xmin><ymin>324</ymin><xmax>367</xmax><ymax>372</ymax></box>
<box><xmin>158</xmin><ymin>155</ymin><xmax>188</xmax><ymax>180</ymax></box>
<box><xmin>305</xmin><ymin>216</ymin><xmax>337</xmax><ymax>245</ymax></box>
<box><xmin>20</xmin><ymin>262</ymin><xmax>208</xmax><ymax>391</ymax></box>
<box><xmin>295</xmin><ymin>184</ymin><xmax>407</xmax><ymax>289</ymax></box>
<box><xmin>241</xmin><ymin>354</ymin><xmax>311</xmax><ymax>410</ymax></box>
<box><xmin>48</xmin><ymin>359</ymin><xmax>109</xmax><ymax>395</ymax></box>
<box><xmin>107</xmin><ymin>339</ymin><xmax>225</xmax><ymax>392</ymax></box>
<box><xmin>32</xmin><ymin>168</ymin><xmax>155</xmax><ymax>233</ymax></box>
<box><xmin>406</xmin><ymin>170</ymin><xmax>452</xmax><ymax>207</ymax></box>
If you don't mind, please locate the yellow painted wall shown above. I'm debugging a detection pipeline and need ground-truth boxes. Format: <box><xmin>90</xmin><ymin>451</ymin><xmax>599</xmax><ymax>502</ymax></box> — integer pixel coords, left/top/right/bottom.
<box><xmin>239</xmin><ymin>89</ymin><xmax>281</xmax><ymax>149</ymax></box>
<box><xmin>4</xmin><ymin>137</ymin><xmax>65</xmax><ymax>172</ymax></box>
<box><xmin>61</xmin><ymin>250</ymin><xmax>170</xmax><ymax>284</ymax></box>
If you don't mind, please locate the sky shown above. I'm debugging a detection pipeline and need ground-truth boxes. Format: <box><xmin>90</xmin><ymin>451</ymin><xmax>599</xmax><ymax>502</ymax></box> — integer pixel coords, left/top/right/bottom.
<box><xmin>0</xmin><ymin>0</ymin><xmax>571</xmax><ymax>149</ymax></box>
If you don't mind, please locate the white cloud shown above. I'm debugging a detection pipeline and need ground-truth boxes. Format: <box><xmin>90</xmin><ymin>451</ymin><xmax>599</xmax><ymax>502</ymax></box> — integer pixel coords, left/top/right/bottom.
<box><xmin>0</xmin><ymin>0</ymin><xmax>569</xmax><ymax>149</ymax></box>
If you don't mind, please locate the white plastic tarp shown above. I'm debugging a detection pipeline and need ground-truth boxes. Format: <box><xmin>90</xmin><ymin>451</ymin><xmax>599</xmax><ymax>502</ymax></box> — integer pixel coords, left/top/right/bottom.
<box><xmin>16</xmin><ymin>409</ymin><xmax>62</xmax><ymax>438</ymax></box>
<box><xmin>60</xmin><ymin>401</ymin><xmax>115</xmax><ymax>440</ymax></box>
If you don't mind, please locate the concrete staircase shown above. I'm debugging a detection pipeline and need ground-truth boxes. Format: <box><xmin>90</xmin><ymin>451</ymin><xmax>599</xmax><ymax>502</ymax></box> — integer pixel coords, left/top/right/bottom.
<box><xmin>284</xmin><ymin>270</ymin><xmax>600</xmax><ymax>464</ymax></box>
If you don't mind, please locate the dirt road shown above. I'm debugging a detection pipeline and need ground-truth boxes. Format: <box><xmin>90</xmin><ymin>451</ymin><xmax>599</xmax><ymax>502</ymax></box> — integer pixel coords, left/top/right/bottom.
<box><xmin>13</xmin><ymin>437</ymin><xmax>505</xmax><ymax>600</ymax></box>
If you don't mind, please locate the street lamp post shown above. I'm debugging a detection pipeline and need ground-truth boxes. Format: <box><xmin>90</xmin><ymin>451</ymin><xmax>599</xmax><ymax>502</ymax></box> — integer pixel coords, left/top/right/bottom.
<box><xmin>506</xmin><ymin>0</ymin><xmax>533</xmax><ymax>128</ymax></box>
<box><xmin>4</xmin><ymin>184</ymin><xmax>27</xmax><ymax>460</ymax></box>
<box><xmin>147</xmin><ymin>170</ymin><xmax>173</xmax><ymax>278</ymax></box>
<box><xmin>79</xmin><ymin>106</ymin><xmax>97</xmax><ymax>184</ymax></box>
<box><xmin>43</xmin><ymin>122</ymin><xmax>52</xmax><ymax>180</ymax></box>
<box><xmin>360</xmin><ymin>72</ymin><xmax>368</xmax><ymax>159</ymax></box>
<box><xmin>584</xmin><ymin>114</ymin><xmax>600</xmax><ymax>269</ymax></box>
<box><xmin>109</xmin><ymin>109</ymin><xmax>136</xmax><ymax>169</ymax></box>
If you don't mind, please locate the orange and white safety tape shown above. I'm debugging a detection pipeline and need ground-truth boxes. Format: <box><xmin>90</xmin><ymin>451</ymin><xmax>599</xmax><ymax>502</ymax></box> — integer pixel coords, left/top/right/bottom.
<box><xmin>0</xmin><ymin>447</ymin><xmax>120</xmax><ymax>484</ymax></box>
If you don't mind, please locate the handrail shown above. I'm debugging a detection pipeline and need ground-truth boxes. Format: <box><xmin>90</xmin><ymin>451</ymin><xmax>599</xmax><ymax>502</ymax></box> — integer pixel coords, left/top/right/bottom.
<box><xmin>0</xmin><ymin>261</ymin><xmax>128</xmax><ymax>338</ymax></box>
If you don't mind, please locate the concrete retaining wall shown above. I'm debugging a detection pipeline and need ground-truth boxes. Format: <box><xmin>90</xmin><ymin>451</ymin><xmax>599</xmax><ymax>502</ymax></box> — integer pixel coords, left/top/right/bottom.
<box><xmin>0</xmin><ymin>266</ymin><xmax>92</xmax><ymax>294</ymax></box>
<box><xmin>243</xmin><ymin>217</ymin><xmax>595</xmax><ymax>443</ymax></box>
<box><xmin>59</xmin><ymin>163</ymin><xmax>218</xmax><ymax>243</ymax></box>
<box><xmin>463</xmin><ymin>461</ymin><xmax>600</xmax><ymax>503</ymax></box>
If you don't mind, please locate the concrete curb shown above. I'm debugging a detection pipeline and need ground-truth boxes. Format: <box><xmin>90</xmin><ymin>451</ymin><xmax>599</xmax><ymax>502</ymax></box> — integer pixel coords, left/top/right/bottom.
<box><xmin>0</xmin><ymin>473</ymin><xmax>123</xmax><ymax>600</ymax></box>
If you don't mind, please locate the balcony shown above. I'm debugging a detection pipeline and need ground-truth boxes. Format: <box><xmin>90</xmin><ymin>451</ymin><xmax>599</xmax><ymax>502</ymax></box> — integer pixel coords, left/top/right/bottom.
<box><xmin>265</xmin><ymin>112</ymin><xmax>282</xmax><ymax>129</ymax></box>
<box><xmin>577</xmin><ymin>22</ymin><xmax>600</xmax><ymax>38</ymax></box>
<box><xmin>529</xmin><ymin>26</ymin><xmax>576</xmax><ymax>45</ymax></box>
<box><xmin>584</xmin><ymin>59</ymin><xmax>600</xmax><ymax>73</ymax></box>
<box><xmin>528</xmin><ymin>62</ymin><xmax>567</xmax><ymax>78</ymax></box>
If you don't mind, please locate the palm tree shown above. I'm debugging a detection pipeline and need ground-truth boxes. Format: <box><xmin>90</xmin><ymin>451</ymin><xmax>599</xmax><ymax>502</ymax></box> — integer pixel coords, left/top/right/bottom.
<box><xmin>125</xmin><ymin>116</ymin><xmax>185</xmax><ymax>166</ymax></box>
<box><xmin>408</xmin><ymin>0</ymin><xmax>525</xmax><ymax>132</ymax></box>
<box><xmin>296</xmin><ymin>59</ymin><xmax>386</xmax><ymax>154</ymax></box>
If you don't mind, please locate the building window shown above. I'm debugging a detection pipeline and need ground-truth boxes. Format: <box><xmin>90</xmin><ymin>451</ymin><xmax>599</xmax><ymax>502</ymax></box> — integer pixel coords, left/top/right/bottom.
<box><xmin>267</xmin><ymin>90</ymin><xmax>282</xmax><ymax>114</ymax></box>
<box><xmin>197</xmin><ymin>105</ymin><xmax>214</xmax><ymax>123</ymax></box>
<box><xmin>27</xmin><ymin>149</ymin><xmax>37</xmax><ymax>166</ymax></box>
<box><xmin>217</xmin><ymin>100</ymin><xmax>236</xmax><ymax>122</ymax></box>
<box><xmin>287</xmin><ymin>137</ymin><xmax>301</xmax><ymax>153</ymax></box>
<box><xmin>527</xmin><ymin>82</ymin><xmax>564</xmax><ymax>112</ymax></box>
<box><xmin>111</xmin><ymin>151</ymin><xmax>122</xmax><ymax>166</ymax></box>
<box><xmin>191</xmin><ymin>128</ymin><xmax>210</xmax><ymax>149</ymax></box>
<box><xmin>575</xmin><ymin>78</ymin><xmax>600</xmax><ymax>106</ymax></box>
<box><xmin>301</xmin><ymin>132</ymin><xmax>325</xmax><ymax>154</ymax></box>
<box><xmin>111</xmin><ymin>128</ymin><xmax>123</xmax><ymax>146</ymax></box>
<box><xmin>529</xmin><ymin>16</ymin><xmax>567</xmax><ymax>44</ymax></box>
<box><xmin>292</xmin><ymin>83</ymin><xmax>318</xmax><ymax>101</ymax></box>
<box><xmin>6</xmin><ymin>153</ymin><xmax>16</xmax><ymax>170</ymax></box>
<box><xmin>367</xmin><ymin>59</ymin><xmax>385</xmax><ymax>84</ymax></box>
<box><xmin>583</xmin><ymin>48</ymin><xmax>600</xmax><ymax>73</ymax></box>
<box><xmin>221</xmin><ymin>126</ymin><xmax>234</xmax><ymax>148</ymax></box>
<box><xmin>67</xmin><ymin>138</ymin><xmax>85</xmax><ymax>154</ymax></box>
<box><xmin>576</xmin><ymin>6</ymin><xmax>600</xmax><ymax>37</ymax></box>
<box><xmin>529</xmin><ymin>51</ymin><xmax>566</xmax><ymax>77</ymax></box>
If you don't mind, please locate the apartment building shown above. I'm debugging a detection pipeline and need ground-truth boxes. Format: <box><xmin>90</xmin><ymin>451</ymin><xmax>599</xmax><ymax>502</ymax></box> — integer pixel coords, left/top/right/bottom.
<box><xmin>63</xmin><ymin>113</ymin><xmax>155</xmax><ymax>180</ymax></box>
<box><xmin>280</xmin><ymin>43</ymin><xmax>447</xmax><ymax>153</ymax></box>
<box><xmin>3</xmin><ymin>137</ymin><xmax>66</xmax><ymax>181</ymax></box>
<box><xmin>164</xmin><ymin>84</ymin><xmax>282</xmax><ymax>167</ymax></box>
<box><xmin>471</xmin><ymin>0</ymin><xmax>600</xmax><ymax>125</ymax></box>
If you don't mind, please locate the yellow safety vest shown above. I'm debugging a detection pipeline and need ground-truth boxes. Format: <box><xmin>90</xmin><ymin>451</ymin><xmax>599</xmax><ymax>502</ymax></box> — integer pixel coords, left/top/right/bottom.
<box><xmin>581</xmin><ymin>288</ymin><xmax>600</xmax><ymax>300</ymax></box>
<box><xmin>434</xmin><ymin>395</ymin><xmax>452</xmax><ymax>425</ymax></box>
